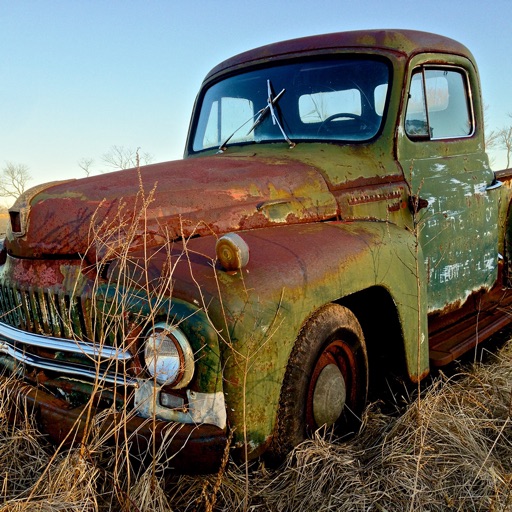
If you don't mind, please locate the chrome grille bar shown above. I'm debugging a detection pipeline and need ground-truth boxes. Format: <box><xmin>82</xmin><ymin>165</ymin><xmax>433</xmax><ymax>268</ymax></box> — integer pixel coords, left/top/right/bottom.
<box><xmin>0</xmin><ymin>321</ymin><xmax>132</xmax><ymax>361</ymax></box>
<box><xmin>0</xmin><ymin>284</ymin><xmax>98</xmax><ymax>342</ymax></box>
<box><xmin>0</xmin><ymin>342</ymin><xmax>138</xmax><ymax>387</ymax></box>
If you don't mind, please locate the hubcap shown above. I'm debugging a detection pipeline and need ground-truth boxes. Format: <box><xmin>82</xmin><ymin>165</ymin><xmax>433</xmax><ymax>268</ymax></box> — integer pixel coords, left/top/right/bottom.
<box><xmin>312</xmin><ymin>363</ymin><xmax>346</xmax><ymax>427</ymax></box>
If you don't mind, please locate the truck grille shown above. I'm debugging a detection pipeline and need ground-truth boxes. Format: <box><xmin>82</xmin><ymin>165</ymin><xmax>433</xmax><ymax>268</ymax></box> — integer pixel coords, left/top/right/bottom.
<box><xmin>0</xmin><ymin>321</ymin><xmax>137</xmax><ymax>387</ymax></box>
<box><xmin>0</xmin><ymin>284</ymin><xmax>137</xmax><ymax>388</ymax></box>
<box><xmin>0</xmin><ymin>284</ymin><xmax>121</xmax><ymax>346</ymax></box>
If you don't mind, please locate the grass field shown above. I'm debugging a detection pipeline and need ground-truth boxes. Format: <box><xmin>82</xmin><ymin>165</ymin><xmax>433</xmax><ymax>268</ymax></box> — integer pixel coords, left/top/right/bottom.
<box><xmin>0</xmin><ymin>340</ymin><xmax>509</xmax><ymax>511</ymax></box>
<box><xmin>0</xmin><ymin>213</ymin><xmax>8</xmax><ymax>237</ymax></box>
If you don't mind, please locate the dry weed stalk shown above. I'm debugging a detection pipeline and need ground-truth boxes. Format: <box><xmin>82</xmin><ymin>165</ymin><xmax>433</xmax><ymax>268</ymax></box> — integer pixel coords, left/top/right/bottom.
<box><xmin>0</xmin><ymin>172</ymin><xmax>511</xmax><ymax>510</ymax></box>
<box><xmin>169</xmin><ymin>341</ymin><xmax>512</xmax><ymax>512</ymax></box>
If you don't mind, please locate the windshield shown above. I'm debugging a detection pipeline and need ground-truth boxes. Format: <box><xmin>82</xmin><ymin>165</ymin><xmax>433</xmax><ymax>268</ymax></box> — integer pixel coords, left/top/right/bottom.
<box><xmin>190</xmin><ymin>57</ymin><xmax>390</xmax><ymax>153</ymax></box>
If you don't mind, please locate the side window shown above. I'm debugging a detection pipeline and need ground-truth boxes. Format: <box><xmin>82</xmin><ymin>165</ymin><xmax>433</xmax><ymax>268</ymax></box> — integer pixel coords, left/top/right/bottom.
<box><xmin>405</xmin><ymin>67</ymin><xmax>473</xmax><ymax>140</ymax></box>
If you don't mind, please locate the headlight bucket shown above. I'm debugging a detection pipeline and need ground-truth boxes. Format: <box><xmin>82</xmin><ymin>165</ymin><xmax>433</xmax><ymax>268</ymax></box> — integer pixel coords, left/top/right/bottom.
<box><xmin>144</xmin><ymin>323</ymin><xmax>195</xmax><ymax>388</ymax></box>
<box><xmin>216</xmin><ymin>232</ymin><xmax>249</xmax><ymax>271</ymax></box>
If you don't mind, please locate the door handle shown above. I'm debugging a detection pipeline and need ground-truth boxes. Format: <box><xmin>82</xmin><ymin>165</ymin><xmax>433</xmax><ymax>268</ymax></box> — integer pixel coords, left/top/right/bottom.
<box><xmin>486</xmin><ymin>179</ymin><xmax>503</xmax><ymax>191</ymax></box>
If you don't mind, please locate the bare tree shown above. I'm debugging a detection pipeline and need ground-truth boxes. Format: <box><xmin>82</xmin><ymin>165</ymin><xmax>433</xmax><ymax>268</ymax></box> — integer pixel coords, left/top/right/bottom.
<box><xmin>485</xmin><ymin>129</ymin><xmax>499</xmax><ymax>151</ymax></box>
<box><xmin>78</xmin><ymin>157</ymin><xmax>95</xmax><ymax>177</ymax></box>
<box><xmin>0</xmin><ymin>162</ymin><xmax>32</xmax><ymax>200</ymax></box>
<box><xmin>101</xmin><ymin>145</ymin><xmax>153</xmax><ymax>170</ymax></box>
<box><xmin>482</xmin><ymin>104</ymin><xmax>501</xmax><ymax>169</ymax></box>
<box><xmin>496</xmin><ymin>126</ymin><xmax>512</xmax><ymax>169</ymax></box>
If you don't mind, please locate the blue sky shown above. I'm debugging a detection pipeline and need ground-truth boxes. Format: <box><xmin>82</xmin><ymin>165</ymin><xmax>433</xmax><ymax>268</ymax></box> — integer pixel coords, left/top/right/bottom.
<box><xmin>1</xmin><ymin>0</ymin><xmax>511</xmax><ymax>192</ymax></box>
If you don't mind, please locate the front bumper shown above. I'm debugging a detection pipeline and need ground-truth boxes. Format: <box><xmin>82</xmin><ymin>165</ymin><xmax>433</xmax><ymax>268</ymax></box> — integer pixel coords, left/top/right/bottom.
<box><xmin>2</xmin><ymin>375</ymin><xmax>228</xmax><ymax>474</ymax></box>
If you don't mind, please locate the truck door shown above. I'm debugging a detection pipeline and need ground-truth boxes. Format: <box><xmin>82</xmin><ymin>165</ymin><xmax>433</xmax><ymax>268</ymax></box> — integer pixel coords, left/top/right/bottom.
<box><xmin>397</xmin><ymin>55</ymin><xmax>500</xmax><ymax>313</ymax></box>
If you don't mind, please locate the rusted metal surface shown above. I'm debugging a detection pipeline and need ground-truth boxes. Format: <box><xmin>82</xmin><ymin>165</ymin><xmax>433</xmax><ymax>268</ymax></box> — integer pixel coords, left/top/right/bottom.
<box><xmin>6</xmin><ymin>156</ymin><xmax>337</xmax><ymax>260</ymax></box>
<box><xmin>138</xmin><ymin>221</ymin><xmax>428</xmax><ymax>454</ymax></box>
<box><xmin>203</xmin><ymin>30</ymin><xmax>473</xmax><ymax>83</ymax></box>
<box><xmin>1</xmin><ymin>375</ymin><xmax>227</xmax><ymax>474</ymax></box>
<box><xmin>397</xmin><ymin>51</ymin><xmax>498</xmax><ymax>313</ymax></box>
<box><xmin>0</xmin><ymin>252</ymin><xmax>224</xmax><ymax>392</ymax></box>
<box><xmin>429</xmin><ymin>283</ymin><xmax>512</xmax><ymax>365</ymax></box>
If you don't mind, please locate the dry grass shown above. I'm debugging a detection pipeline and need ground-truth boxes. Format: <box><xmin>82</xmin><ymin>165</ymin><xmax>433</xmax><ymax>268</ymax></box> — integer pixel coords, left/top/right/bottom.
<box><xmin>168</xmin><ymin>341</ymin><xmax>512</xmax><ymax>512</ymax></box>
<box><xmin>0</xmin><ymin>341</ymin><xmax>508</xmax><ymax>511</ymax></box>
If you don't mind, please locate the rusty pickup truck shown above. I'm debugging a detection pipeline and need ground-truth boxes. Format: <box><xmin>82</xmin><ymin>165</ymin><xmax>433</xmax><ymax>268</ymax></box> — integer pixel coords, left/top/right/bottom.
<box><xmin>1</xmin><ymin>29</ymin><xmax>511</xmax><ymax>473</ymax></box>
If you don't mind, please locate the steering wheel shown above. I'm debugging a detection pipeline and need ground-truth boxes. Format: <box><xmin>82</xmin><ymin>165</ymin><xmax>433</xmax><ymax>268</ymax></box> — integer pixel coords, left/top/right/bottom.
<box><xmin>322</xmin><ymin>112</ymin><xmax>362</xmax><ymax>123</ymax></box>
<box><xmin>318</xmin><ymin>112</ymin><xmax>365</xmax><ymax>135</ymax></box>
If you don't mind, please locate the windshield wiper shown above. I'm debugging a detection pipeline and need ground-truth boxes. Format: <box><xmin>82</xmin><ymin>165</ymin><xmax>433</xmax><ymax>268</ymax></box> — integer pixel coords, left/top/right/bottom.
<box><xmin>261</xmin><ymin>80</ymin><xmax>295</xmax><ymax>147</ymax></box>
<box><xmin>246</xmin><ymin>82</ymin><xmax>285</xmax><ymax>135</ymax></box>
<box><xmin>218</xmin><ymin>79</ymin><xmax>295</xmax><ymax>153</ymax></box>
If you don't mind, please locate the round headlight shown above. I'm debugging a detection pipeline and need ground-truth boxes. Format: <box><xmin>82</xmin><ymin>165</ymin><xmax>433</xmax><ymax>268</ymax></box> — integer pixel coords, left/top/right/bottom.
<box><xmin>144</xmin><ymin>323</ymin><xmax>194</xmax><ymax>388</ymax></box>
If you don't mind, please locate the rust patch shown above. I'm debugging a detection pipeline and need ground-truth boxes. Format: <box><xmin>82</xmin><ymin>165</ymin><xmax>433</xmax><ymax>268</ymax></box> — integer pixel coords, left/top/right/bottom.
<box><xmin>348</xmin><ymin>189</ymin><xmax>403</xmax><ymax>206</ymax></box>
<box><xmin>5</xmin><ymin>156</ymin><xmax>337</xmax><ymax>260</ymax></box>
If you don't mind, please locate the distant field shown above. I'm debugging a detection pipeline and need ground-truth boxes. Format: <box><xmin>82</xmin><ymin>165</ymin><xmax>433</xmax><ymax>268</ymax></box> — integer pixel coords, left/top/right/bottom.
<box><xmin>0</xmin><ymin>213</ymin><xmax>8</xmax><ymax>236</ymax></box>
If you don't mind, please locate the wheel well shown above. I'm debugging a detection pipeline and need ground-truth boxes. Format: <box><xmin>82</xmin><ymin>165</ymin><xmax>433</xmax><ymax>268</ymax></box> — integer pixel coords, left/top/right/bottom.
<box><xmin>338</xmin><ymin>286</ymin><xmax>408</xmax><ymax>393</ymax></box>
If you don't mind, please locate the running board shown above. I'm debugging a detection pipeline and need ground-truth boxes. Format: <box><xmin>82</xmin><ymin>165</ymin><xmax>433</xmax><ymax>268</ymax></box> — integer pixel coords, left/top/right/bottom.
<box><xmin>428</xmin><ymin>289</ymin><xmax>512</xmax><ymax>366</ymax></box>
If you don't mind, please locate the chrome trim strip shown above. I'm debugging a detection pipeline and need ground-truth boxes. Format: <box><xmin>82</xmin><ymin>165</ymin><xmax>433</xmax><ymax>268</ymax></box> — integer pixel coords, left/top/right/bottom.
<box><xmin>0</xmin><ymin>342</ymin><xmax>138</xmax><ymax>387</ymax></box>
<box><xmin>0</xmin><ymin>321</ymin><xmax>132</xmax><ymax>361</ymax></box>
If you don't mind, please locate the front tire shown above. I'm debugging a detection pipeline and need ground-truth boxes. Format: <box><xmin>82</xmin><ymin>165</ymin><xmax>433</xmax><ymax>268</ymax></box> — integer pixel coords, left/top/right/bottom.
<box><xmin>268</xmin><ymin>303</ymin><xmax>368</xmax><ymax>461</ymax></box>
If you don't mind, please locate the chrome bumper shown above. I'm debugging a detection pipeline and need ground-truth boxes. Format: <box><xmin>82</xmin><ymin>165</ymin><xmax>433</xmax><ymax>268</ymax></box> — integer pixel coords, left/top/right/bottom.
<box><xmin>0</xmin><ymin>321</ymin><xmax>137</xmax><ymax>387</ymax></box>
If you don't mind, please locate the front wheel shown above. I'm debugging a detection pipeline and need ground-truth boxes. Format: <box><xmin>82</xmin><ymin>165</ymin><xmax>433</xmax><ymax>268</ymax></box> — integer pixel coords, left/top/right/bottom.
<box><xmin>268</xmin><ymin>303</ymin><xmax>368</xmax><ymax>461</ymax></box>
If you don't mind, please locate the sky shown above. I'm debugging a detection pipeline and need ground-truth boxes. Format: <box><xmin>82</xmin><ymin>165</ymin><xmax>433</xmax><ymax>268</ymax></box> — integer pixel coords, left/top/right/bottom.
<box><xmin>1</xmin><ymin>0</ymin><xmax>511</xmax><ymax>197</ymax></box>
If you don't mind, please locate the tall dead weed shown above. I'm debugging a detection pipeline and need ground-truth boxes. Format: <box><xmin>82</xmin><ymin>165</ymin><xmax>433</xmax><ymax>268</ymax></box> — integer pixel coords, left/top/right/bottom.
<box><xmin>0</xmin><ymin>341</ymin><xmax>509</xmax><ymax>511</ymax></box>
<box><xmin>171</xmin><ymin>341</ymin><xmax>512</xmax><ymax>512</ymax></box>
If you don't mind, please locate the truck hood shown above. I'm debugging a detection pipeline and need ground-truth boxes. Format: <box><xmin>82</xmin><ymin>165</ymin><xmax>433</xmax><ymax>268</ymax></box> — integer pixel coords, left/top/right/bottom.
<box><xmin>6</xmin><ymin>155</ymin><xmax>338</xmax><ymax>261</ymax></box>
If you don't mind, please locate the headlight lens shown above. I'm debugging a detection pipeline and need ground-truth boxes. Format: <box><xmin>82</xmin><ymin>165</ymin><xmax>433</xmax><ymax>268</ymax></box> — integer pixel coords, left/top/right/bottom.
<box><xmin>144</xmin><ymin>323</ymin><xmax>194</xmax><ymax>388</ymax></box>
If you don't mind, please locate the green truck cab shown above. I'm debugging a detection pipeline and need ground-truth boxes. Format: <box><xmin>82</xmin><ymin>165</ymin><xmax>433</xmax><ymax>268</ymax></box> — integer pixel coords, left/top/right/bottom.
<box><xmin>1</xmin><ymin>30</ymin><xmax>510</xmax><ymax>472</ymax></box>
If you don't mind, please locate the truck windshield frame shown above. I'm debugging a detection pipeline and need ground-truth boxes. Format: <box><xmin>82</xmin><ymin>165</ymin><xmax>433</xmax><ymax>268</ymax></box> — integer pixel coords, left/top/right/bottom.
<box><xmin>189</xmin><ymin>57</ymin><xmax>392</xmax><ymax>153</ymax></box>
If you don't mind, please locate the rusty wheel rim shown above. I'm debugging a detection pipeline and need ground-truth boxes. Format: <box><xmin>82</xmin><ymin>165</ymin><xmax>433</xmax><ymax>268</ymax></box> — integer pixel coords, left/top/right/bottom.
<box><xmin>306</xmin><ymin>339</ymin><xmax>359</xmax><ymax>430</ymax></box>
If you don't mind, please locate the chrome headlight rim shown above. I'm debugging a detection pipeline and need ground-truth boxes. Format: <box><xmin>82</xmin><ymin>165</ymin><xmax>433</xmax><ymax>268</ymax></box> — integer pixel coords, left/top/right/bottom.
<box><xmin>144</xmin><ymin>322</ymin><xmax>195</xmax><ymax>389</ymax></box>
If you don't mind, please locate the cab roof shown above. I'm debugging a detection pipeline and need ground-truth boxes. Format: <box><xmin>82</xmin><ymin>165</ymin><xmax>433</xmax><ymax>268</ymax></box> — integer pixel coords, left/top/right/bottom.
<box><xmin>205</xmin><ymin>29</ymin><xmax>473</xmax><ymax>81</ymax></box>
